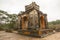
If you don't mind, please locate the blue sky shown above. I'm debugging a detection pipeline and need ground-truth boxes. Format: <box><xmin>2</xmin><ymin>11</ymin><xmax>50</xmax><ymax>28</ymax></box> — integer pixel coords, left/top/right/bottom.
<box><xmin>0</xmin><ymin>0</ymin><xmax>60</xmax><ymax>22</ymax></box>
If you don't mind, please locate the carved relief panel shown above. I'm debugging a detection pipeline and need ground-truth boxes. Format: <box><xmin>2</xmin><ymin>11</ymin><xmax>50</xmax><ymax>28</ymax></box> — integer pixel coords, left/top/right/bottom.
<box><xmin>29</xmin><ymin>10</ymin><xmax>39</xmax><ymax>29</ymax></box>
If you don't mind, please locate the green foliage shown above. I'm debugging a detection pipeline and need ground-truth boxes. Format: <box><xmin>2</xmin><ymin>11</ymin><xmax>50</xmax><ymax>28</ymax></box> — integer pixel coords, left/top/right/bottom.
<box><xmin>0</xmin><ymin>10</ymin><xmax>18</xmax><ymax>31</ymax></box>
<box><xmin>48</xmin><ymin>20</ymin><xmax>60</xmax><ymax>25</ymax></box>
<box><xmin>48</xmin><ymin>20</ymin><xmax>60</xmax><ymax>31</ymax></box>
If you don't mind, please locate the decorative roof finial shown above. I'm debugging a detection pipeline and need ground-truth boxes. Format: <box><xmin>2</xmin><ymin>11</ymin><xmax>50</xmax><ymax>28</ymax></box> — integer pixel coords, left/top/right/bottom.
<box><xmin>25</xmin><ymin>2</ymin><xmax>39</xmax><ymax>11</ymax></box>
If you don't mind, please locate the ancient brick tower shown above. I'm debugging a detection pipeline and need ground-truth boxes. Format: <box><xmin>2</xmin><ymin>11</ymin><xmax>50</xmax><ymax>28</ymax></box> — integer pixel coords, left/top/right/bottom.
<box><xmin>18</xmin><ymin>2</ymin><xmax>48</xmax><ymax>30</ymax></box>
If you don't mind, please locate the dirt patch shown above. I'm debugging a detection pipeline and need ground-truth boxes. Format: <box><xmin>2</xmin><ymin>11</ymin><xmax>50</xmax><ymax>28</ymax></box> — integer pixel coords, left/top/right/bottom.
<box><xmin>0</xmin><ymin>31</ymin><xmax>60</xmax><ymax>40</ymax></box>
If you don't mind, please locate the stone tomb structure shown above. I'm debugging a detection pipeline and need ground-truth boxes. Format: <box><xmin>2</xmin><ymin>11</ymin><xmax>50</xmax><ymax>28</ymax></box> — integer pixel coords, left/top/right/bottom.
<box><xmin>18</xmin><ymin>2</ymin><xmax>48</xmax><ymax>30</ymax></box>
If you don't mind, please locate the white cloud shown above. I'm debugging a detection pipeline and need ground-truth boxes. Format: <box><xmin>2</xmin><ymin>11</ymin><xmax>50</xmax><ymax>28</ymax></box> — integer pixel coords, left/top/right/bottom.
<box><xmin>0</xmin><ymin>0</ymin><xmax>60</xmax><ymax>21</ymax></box>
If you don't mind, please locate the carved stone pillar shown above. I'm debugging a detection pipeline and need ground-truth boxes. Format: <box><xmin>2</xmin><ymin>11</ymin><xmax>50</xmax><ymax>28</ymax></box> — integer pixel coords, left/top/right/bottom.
<box><xmin>20</xmin><ymin>17</ymin><xmax>22</xmax><ymax>29</ymax></box>
<box><xmin>38</xmin><ymin>13</ymin><xmax>40</xmax><ymax>29</ymax></box>
<box><xmin>44</xmin><ymin>14</ymin><xmax>48</xmax><ymax>29</ymax></box>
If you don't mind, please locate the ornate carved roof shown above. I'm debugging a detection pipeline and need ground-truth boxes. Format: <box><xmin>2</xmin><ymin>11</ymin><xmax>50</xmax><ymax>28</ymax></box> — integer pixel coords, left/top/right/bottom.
<box><xmin>25</xmin><ymin>2</ymin><xmax>39</xmax><ymax>11</ymax></box>
<box><xmin>18</xmin><ymin>2</ymin><xmax>47</xmax><ymax>16</ymax></box>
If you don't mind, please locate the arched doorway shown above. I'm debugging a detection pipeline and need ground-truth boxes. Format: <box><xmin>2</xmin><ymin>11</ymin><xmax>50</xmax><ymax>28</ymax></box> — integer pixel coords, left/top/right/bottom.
<box><xmin>22</xmin><ymin>16</ymin><xmax>28</xmax><ymax>30</ymax></box>
<box><xmin>40</xmin><ymin>16</ymin><xmax>45</xmax><ymax>29</ymax></box>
